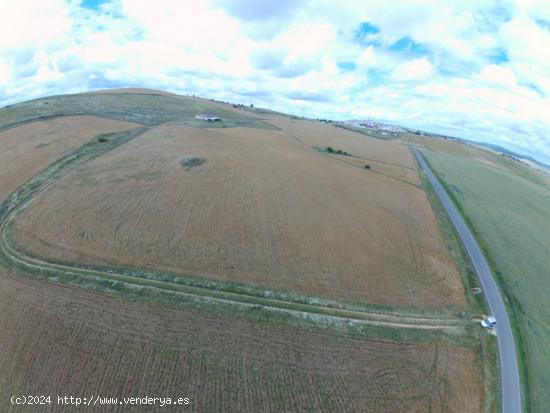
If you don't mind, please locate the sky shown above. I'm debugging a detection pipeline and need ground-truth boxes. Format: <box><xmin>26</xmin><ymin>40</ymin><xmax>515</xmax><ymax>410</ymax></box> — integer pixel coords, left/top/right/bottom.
<box><xmin>1</xmin><ymin>0</ymin><xmax>549</xmax><ymax>164</ymax></box>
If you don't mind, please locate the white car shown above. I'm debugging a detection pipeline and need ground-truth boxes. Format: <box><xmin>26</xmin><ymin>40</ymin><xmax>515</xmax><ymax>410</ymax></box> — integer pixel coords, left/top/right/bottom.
<box><xmin>481</xmin><ymin>316</ymin><xmax>497</xmax><ymax>328</ymax></box>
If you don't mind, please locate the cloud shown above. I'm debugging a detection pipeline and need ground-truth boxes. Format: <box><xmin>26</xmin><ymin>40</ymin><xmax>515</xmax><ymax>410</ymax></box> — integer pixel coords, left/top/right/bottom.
<box><xmin>499</xmin><ymin>15</ymin><xmax>550</xmax><ymax>95</ymax></box>
<box><xmin>284</xmin><ymin>91</ymin><xmax>332</xmax><ymax>102</ymax></box>
<box><xmin>0</xmin><ymin>60</ymin><xmax>12</xmax><ymax>84</ymax></box>
<box><xmin>0</xmin><ymin>0</ymin><xmax>549</xmax><ymax>164</ymax></box>
<box><xmin>212</xmin><ymin>0</ymin><xmax>299</xmax><ymax>21</ymax></box>
<box><xmin>392</xmin><ymin>57</ymin><xmax>433</xmax><ymax>81</ymax></box>
<box><xmin>0</xmin><ymin>0</ymin><xmax>71</xmax><ymax>50</ymax></box>
<box><xmin>478</xmin><ymin>64</ymin><xmax>517</xmax><ymax>87</ymax></box>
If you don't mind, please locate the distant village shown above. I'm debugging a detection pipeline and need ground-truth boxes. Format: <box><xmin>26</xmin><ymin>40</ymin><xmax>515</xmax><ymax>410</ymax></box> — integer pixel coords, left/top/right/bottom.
<box><xmin>192</xmin><ymin>96</ymin><xmax>549</xmax><ymax>174</ymax></box>
<box><xmin>342</xmin><ymin>119</ymin><xmax>407</xmax><ymax>136</ymax></box>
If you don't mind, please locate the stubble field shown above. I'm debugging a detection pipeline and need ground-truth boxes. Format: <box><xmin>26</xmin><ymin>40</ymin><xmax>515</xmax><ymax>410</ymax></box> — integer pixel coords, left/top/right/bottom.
<box><xmin>13</xmin><ymin>115</ymin><xmax>464</xmax><ymax>309</ymax></box>
<box><xmin>0</xmin><ymin>116</ymin><xmax>139</xmax><ymax>203</ymax></box>
<box><xmin>0</xmin><ymin>89</ymin><xmax>486</xmax><ymax>412</ymax></box>
<box><xmin>0</xmin><ymin>267</ymin><xmax>482</xmax><ymax>413</ymax></box>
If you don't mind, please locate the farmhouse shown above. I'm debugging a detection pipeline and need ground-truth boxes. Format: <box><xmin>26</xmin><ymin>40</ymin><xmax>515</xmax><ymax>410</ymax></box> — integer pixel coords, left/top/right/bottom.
<box><xmin>195</xmin><ymin>114</ymin><xmax>221</xmax><ymax>122</ymax></box>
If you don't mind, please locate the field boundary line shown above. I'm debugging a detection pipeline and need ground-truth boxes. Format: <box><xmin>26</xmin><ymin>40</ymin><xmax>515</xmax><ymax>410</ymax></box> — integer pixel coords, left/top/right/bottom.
<box><xmin>0</xmin><ymin>129</ymin><xmax>465</xmax><ymax>334</ymax></box>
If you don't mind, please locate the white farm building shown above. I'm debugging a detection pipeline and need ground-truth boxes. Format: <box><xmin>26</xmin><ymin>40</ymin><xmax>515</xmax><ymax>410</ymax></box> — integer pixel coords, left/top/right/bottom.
<box><xmin>195</xmin><ymin>114</ymin><xmax>221</xmax><ymax>122</ymax></box>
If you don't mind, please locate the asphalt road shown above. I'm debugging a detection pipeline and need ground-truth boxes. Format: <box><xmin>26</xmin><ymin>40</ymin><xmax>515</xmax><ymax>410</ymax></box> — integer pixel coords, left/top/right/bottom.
<box><xmin>412</xmin><ymin>148</ymin><xmax>521</xmax><ymax>413</ymax></box>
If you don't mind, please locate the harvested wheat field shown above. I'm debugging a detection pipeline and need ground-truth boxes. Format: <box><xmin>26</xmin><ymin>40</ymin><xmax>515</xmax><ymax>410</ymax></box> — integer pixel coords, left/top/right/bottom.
<box><xmin>0</xmin><ymin>116</ymin><xmax>139</xmax><ymax>203</ymax></box>
<box><xmin>0</xmin><ymin>267</ymin><xmax>482</xmax><ymax>413</ymax></box>
<box><xmin>0</xmin><ymin>90</ymin><xmax>489</xmax><ymax>412</ymax></box>
<box><xmin>13</xmin><ymin>114</ymin><xmax>464</xmax><ymax>309</ymax></box>
<box><xmin>266</xmin><ymin>116</ymin><xmax>421</xmax><ymax>185</ymax></box>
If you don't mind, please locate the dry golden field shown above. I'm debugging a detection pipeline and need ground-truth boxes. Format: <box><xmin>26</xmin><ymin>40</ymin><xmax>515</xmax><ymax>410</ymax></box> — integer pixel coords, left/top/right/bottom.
<box><xmin>0</xmin><ymin>267</ymin><xmax>482</xmax><ymax>413</ymax></box>
<box><xmin>266</xmin><ymin>116</ymin><xmax>421</xmax><ymax>187</ymax></box>
<box><xmin>0</xmin><ymin>89</ymin><xmax>489</xmax><ymax>412</ymax></box>
<box><xmin>13</xmin><ymin>116</ymin><xmax>465</xmax><ymax>309</ymax></box>
<box><xmin>0</xmin><ymin>116</ymin><xmax>139</xmax><ymax>203</ymax></box>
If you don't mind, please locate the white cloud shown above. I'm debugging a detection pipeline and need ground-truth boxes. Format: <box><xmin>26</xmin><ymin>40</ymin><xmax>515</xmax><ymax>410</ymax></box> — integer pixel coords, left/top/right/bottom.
<box><xmin>0</xmin><ymin>60</ymin><xmax>12</xmax><ymax>83</ymax></box>
<box><xmin>0</xmin><ymin>0</ymin><xmax>549</xmax><ymax>163</ymax></box>
<box><xmin>392</xmin><ymin>57</ymin><xmax>433</xmax><ymax>81</ymax></box>
<box><xmin>478</xmin><ymin>64</ymin><xmax>517</xmax><ymax>87</ymax></box>
<box><xmin>499</xmin><ymin>15</ymin><xmax>550</xmax><ymax>95</ymax></box>
<box><xmin>0</xmin><ymin>0</ymin><xmax>71</xmax><ymax>50</ymax></box>
<box><xmin>213</xmin><ymin>0</ymin><xmax>299</xmax><ymax>22</ymax></box>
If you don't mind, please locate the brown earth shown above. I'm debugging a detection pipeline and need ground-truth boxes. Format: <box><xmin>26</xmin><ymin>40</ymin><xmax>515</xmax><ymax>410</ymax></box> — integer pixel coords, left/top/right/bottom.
<box><xmin>0</xmin><ymin>116</ymin><xmax>139</xmax><ymax>203</ymax></box>
<box><xmin>13</xmin><ymin>116</ymin><xmax>464</xmax><ymax>309</ymax></box>
<box><xmin>0</xmin><ymin>91</ymin><xmax>483</xmax><ymax>412</ymax></box>
<box><xmin>0</xmin><ymin>268</ymin><xmax>482</xmax><ymax>413</ymax></box>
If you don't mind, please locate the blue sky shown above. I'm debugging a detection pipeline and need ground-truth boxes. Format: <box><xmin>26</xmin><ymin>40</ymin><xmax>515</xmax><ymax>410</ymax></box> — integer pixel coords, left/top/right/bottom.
<box><xmin>0</xmin><ymin>0</ymin><xmax>549</xmax><ymax>164</ymax></box>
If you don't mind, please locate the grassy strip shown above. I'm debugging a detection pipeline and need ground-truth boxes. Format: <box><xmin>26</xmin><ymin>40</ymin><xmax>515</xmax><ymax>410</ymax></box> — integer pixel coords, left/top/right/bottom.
<box><xmin>3</xmin><ymin>222</ymin><xmax>464</xmax><ymax>328</ymax></box>
<box><xmin>0</xmin><ymin>127</ymin><xmax>148</xmax><ymax>220</ymax></box>
<box><xmin>420</xmin><ymin>150</ymin><xmax>528</xmax><ymax>412</ymax></box>
<box><xmin>0</xmin><ymin>248</ymin><xmax>469</xmax><ymax>346</ymax></box>
<box><xmin>7</xmin><ymin>229</ymin><xmax>464</xmax><ymax>321</ymax></box>
<box><xmin>0</xmin><ymin>114</ymin><xmax>77</xmax><ymax>134</ymax></box>
<box><xmin>3</xmin><ymin>227</ymin><xmax>467</xmax><ymax>332</ymax></box>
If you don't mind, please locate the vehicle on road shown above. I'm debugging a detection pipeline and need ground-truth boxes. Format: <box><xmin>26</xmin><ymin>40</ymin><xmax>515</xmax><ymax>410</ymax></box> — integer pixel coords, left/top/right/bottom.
<box><xmin>481</xmin><ymin>316</ymin><xmax>497</xmax><ymax>329</ymax></box>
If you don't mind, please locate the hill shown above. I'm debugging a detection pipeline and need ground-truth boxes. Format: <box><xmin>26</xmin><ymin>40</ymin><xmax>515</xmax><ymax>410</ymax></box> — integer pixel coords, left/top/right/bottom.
<box><xmin>0</xmin><ymin>89</ymin><xmax>487</xmax><ymax>412</ymax></box>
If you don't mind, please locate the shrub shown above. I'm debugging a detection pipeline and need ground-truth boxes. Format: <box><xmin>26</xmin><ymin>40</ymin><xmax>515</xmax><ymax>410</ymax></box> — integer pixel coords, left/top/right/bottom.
<box><xmin>314</xmin><ymin>145</ymin><xmax>351</xmax><ymax>156</ymax></box>
<box><xmin>181</xmin><ymin>156</ymin><xmax>206</xmax><ymax>168</ymax></box>
<box><xmin>364</xmin><ymin>164</ymin><xmax>371</xmax><ymax>169</ymax></box>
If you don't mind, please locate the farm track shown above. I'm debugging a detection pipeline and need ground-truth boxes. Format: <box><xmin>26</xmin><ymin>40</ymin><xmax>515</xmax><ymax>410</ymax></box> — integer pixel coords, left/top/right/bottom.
<box><xmin>0</xmin><ymin>124</ymin><xmax>465</xmax><ymax>334</ymax></box>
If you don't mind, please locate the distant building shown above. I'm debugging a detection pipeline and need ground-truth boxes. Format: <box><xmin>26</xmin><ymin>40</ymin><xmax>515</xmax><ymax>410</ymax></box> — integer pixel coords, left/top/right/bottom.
<box><xmin>341</xmin><ymin>119</ymin><xmax>406</xmax><ymax>134</ymax></box>
<box><xmin>195</xmin><ymin>114</ymin><xmax>221</xmax><ymax>122</ymax></box>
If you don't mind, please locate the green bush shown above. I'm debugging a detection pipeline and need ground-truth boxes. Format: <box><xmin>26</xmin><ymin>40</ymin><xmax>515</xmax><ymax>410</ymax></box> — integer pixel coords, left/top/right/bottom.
<box><xmin>181</xmin><ymin>156</ymin><xmax>206</xmax><ymax>168</ymax></box>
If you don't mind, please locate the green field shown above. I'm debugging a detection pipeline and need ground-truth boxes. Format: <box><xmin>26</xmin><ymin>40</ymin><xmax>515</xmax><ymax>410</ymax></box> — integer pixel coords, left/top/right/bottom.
<box><xmin>422</xmin><ymin>147</ymin><xmax>550</xmax><ymax>412</ymax></box>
